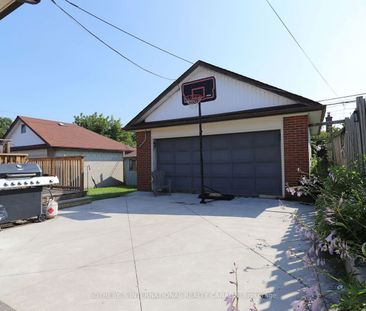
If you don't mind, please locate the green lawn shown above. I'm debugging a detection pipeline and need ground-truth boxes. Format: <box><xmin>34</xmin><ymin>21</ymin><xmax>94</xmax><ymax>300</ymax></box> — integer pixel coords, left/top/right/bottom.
<box><xmin>87</xmin><ymin>185</ymin><xmax>136</xmax><ymax>201</ymax></box>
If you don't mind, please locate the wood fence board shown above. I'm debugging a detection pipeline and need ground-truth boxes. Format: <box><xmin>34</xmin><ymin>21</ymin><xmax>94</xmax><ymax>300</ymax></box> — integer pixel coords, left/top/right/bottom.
<box><xmin>28</xmin><ymin>156</ymin><xmax>84</xmax><ymax>191</ymax></box>
<box><xmin>0</xmin><ymin>154</ymin><xmax>28</xmax><ymax>164</ymax></box>
<box><xmin>330</xmin><ymin>97</ymin><xmax>366</xmax><ymax>168</ymax></box>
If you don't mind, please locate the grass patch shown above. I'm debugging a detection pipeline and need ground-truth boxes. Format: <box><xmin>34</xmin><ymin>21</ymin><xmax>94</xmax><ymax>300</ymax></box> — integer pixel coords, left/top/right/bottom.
<box><xmin>87</xmin><ymin>185</ymin><xmax>136</xmax><ymax>201</ymax></box>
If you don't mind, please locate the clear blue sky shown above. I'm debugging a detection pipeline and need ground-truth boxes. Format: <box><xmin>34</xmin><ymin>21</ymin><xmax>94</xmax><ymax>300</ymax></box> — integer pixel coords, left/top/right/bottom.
<box><xmin>1</xmin><ymin>0</ymin><xmax>365</xmax><ymax>124</ymax></box>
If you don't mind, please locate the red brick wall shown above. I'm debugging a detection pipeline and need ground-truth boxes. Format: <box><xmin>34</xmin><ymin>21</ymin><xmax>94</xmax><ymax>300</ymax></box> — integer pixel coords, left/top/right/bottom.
<box><xmin>283</xmin><ymin>115</ymin><xmax>309</xmax><ymax>191</ymax></box>
<box><xmin>136</xmin><ymin>131</ymin><xmax>151</xmax><ymax>191</ymax></box>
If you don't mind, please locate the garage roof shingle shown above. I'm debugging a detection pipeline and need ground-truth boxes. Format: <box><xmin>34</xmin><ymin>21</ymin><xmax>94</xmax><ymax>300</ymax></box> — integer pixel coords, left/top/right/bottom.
<box><xmin>12</xmin><ymin>116</ymin><xmax>134</xmax><ymax>153</ymax></box>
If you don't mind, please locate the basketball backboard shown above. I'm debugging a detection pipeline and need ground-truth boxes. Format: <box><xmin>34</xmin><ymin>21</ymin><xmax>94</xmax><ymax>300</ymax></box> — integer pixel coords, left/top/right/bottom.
<box><xmin>181</xmin><ymin>76</ymin><xmax>216</xmax><ymax>106</ymax></box>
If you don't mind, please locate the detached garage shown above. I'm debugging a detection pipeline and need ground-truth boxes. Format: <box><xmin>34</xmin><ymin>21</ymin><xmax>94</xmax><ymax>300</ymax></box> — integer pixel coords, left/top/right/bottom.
<box><xmin>125</xmin><ymin>61</ymin><xmax>325</xmax><ymax>198</ymax></box>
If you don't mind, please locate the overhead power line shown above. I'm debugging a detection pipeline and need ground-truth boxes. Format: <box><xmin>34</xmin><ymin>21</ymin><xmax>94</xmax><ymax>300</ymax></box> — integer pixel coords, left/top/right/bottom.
<box><xmin>51</xmin><ymin>0</ymin><xmax>174</xmax><ymax>81</ymax></box>
<box><xmin>318</xmin><ymin>92</ymin><xmax>366</xmax><ymax>102</ymax></box>
<box><xmin>322</xmin><ymin>100</ymin><xmax>356</xmax><ymax>106</ymax></box>
<box><xmin>63</xmin><ymin>0</ymin><xmax>193</xmax><ymax>65</ymax></box>
<box><xmin>264</xmin><ymin>0</ymin><xmax>337</xmax><ymax>96</ymax></box>
<box><xmin>327</xmin><ymin>108</ymin><xmax>355</xmax><ymax>114</ymax></box>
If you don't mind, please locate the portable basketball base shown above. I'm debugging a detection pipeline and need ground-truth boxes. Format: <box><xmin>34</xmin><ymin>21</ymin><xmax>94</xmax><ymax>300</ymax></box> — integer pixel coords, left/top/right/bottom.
<box><xmin>182</xmin><ymin>84</ymin><xmax>234</xmax><ymax>204</ymax></box>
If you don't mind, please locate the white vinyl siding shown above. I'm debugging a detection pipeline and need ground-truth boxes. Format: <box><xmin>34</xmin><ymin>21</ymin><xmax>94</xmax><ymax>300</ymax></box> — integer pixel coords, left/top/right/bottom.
<box><xmin>145</xmin><ymin>66</ymin><xmax>296</xmax><ymax>123</ymax></box>
<box><xmin>6</xmin><ymin>121</ymin><xmax>44</xmax><ymax>147</ymax></box>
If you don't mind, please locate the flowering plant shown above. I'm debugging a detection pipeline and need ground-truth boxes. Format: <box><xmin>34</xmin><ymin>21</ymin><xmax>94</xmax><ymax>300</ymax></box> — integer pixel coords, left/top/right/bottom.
<box><xmin>286</xmin><ymin>161</ymin><xmax>366</xmax><ymax>311</ymax></box>
<box><xmin>225</xmin><ymin>263</ymin><xmax>240</xmax><ymax>311</ymax></box>
<box><xmin>287</xmin><ymin>165</ymin><xmax>366</xmax><ymax>261</ymax></box>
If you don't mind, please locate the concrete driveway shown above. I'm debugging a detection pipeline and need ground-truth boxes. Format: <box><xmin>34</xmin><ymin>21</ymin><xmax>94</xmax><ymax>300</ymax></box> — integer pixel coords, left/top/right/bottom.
<box><xmin>0</xmin><ymin>192</ymin><xmax>314</xmax><ymax>311</ymax></box>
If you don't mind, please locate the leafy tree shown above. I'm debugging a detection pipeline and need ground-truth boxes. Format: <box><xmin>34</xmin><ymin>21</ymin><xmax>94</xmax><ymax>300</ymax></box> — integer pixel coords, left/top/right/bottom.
<box><xmin>74</xmin><ymin>113</ymin><xmax>135</xmax><ymax>147</ymax></box>
<box><xmin>0</xmin><ymin>117</ymin><xmax>12</xmax><ymax>138</ymax></box>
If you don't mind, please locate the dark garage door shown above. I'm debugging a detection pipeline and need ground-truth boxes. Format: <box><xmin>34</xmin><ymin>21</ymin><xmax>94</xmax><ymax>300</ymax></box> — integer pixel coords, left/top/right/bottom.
<box><xmin>156</xmin><ymin>130</ymin><xmax>282</xmax><ymax>196</ymax></box>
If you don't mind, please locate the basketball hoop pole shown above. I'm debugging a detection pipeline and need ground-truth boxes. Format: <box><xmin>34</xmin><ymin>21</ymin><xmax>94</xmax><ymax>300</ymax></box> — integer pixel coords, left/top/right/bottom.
<box><xmin>198</xmin><ymin>101</ymin><xmax>206</xmax><ymax>204</ymax></box>
<box><xmin>182</xmin><ymin>93</ymin><xmax>206</xmax><ymax>203</ymax></box>
<box><xmin>181</xmin><ymin>77</ymin><xmax>221</xmax><ymax>203</ymax></box>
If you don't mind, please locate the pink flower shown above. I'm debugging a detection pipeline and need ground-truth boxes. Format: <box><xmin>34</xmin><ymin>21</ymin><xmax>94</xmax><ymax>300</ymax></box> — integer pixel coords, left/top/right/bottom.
<box><xmin>311</xmin><ymin>297</ymin><xmax>324</xmax><ymax>311</ymax></box>
<box><xmin>304</xmin><ymin>285</ymin><xmax>318</xmax><ymax>299</ymax></box>
<box><xmin>315</xmin><ymin>244</ymin><xmax>323</xmax><ymax>257</ymax></box>
<box><xmin>286</xmin><ymin>249</ymin><xmax>295</xmax><ymax>258</ymax></box>
<box><xmin>249</xmin><ymin>297</ymin><xmax>258</xmax><ymax>311</ymax></box>
<box><xmin>328</xmin><ymin>244</ymin><xmax>334</xmax><ymax>255</ymax></box>
<box><xmin>303</xmin><ymin>255</ymin><xmax>312</xmax><ymax>267</ymax></box>
<box><xmin>320</xmin><ymin>243</ymin><xmax>328</xmax><ymax>252</ymax></box>
<box><xmin>291</xmin><ymin>299</ymin><xmax>307</xmax><ymax>311</ymax></box>
<box><xmin>304</xmin><ymin>230</ymin><xmax>311</xmax><ymax>239</ymax></box>
<box><xmin>224</xmin><ymin>295</ymin><xmax>234</xmax><ymax>305</ymax></box>
<box><xmin>287</xmin><ymin>187</ymin><xmax>296</xmax><ymax>195</ymax></box>
<box><xmin>309</xmin><ymin>244</ymin><xmax>315</xmax><ymax>254</ymax></box>
<box><xmin>316</xmin><ymin>258</ymin><xmax>325</xmax><ymax>266</ymax></box>
<box><xmin>329</xmin><ymin>172</ymin><xmax>335</xmax><ymax>180</ymax></box>
<box><xmin>295</xmin><ymin>224</ymin><xmax>303</xmax><ymax>233</ymax></box>
<box><xmin>325</xmin><ymin>231</ymin><xmax>336</xmax><ymax>243</ymax></box>
<box><xmin>325</xmin><ymin>208</ymin><xmax>334</xmax><ymax>216</ymax></box>
<box><xmin>309</xmin><ymin>232</ymin><xmax>316</xmax><ymax>241</ymax></box>
<box><xmin>224</xmin><ymin>295</ymin><xmax>237</xmax><ymax>311</ymax></box>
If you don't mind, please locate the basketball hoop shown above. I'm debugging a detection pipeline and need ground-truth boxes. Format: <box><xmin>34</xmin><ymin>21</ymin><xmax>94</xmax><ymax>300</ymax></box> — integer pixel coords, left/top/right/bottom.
<box><xmin>180</xmin><ymin>76</ymin><xmax>231</xmax><ymax>204</ymax></box>
<box><xmin>183</xmin><ymin>94</ymin><xmax>204</xmax><ymax>106</ymax></box>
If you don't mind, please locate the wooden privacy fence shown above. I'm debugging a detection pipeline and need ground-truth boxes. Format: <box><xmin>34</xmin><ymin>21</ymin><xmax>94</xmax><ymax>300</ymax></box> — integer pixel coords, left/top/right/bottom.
<box><xmin>0</xmin><ymin>154</ymin><xmax>28</xmax><ymax>164</ymax></box>
<box><xmin>329</xmin><ymin>96</ymin><xmax>366</xmax><ymax>167</ymax></box>
<box><xmin>29</xmin><ymin>156</ymin><xmax>84</xmax><ymax>191</ymax></box>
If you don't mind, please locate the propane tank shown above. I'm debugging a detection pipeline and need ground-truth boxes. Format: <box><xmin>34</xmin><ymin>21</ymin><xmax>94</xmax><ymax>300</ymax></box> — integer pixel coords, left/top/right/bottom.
<box><xmin>46</xmin><ymin>199</ymin><xmax>58</xmax><ymax>218</ymax></box>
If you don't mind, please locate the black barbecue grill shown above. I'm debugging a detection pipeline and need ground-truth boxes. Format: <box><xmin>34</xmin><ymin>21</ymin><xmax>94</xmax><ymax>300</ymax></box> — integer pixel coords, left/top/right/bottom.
<box><xmin>0</xmin><ymin>163</ymin><xmax>59</xmax><ymax>224</ymax></box>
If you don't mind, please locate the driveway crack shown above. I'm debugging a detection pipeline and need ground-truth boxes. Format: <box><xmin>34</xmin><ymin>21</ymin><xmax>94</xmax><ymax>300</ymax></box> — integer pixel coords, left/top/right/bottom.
<box><xmin>125</xmin><ymin>199</ymin><xmax>143</xmax><ymax>311</ymax></box>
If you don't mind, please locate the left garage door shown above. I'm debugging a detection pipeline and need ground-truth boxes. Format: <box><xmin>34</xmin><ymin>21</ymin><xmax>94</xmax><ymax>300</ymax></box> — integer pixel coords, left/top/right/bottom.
<box><xmin>156</xmin><ymin>130</ymin><xmax>282</xmax><ymax>196</ymax></box>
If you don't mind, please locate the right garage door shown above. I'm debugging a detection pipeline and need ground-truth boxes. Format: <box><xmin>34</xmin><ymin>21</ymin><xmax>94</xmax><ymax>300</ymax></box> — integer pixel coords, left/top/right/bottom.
<box><xmin>156</xmin><ymin>130</ymin><xmax>282</xmax><ymax>196</ymax></box>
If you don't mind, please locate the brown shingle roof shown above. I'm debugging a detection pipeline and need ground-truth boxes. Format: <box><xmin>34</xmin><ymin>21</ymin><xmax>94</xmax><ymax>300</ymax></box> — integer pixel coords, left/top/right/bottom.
<box><xmin>16</xmin><ymin>116</ymin><xmax>134</xmax><ymax>153</ymax></box>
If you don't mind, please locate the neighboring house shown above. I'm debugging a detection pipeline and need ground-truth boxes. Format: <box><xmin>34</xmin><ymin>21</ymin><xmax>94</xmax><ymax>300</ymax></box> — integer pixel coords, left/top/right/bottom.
<box><xmin>123</xmin><ymin>150</ymin><xmax>137</xmax><ymax>186</ymax></box>
<box><xmin>4</xmin><ymin>116</ymin><xmax>134</xmax><ymax>188</ymax></box>
<box><xmin>125</xmin><ymin>60</ymin><xmax>325</xmax><ymax>197</ymax></box>
<box><xmin>0</xmin><ymin>0</ymin><xmax>40</xmax><ymax>20</ymax></box>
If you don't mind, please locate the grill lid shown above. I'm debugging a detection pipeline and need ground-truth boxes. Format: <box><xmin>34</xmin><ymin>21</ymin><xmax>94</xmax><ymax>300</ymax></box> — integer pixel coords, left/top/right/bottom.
<box><xmin>0</xmin><ymin>164</ymin><xmax>42</xmax><ymax>178</ymax></box>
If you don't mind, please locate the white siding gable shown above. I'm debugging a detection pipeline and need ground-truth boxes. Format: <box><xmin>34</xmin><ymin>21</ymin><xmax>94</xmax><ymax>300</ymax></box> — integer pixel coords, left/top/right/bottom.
<box><xmin>6</xmin><ymin>120</ymin><xmax>45</xmax><ymax>147</ymax></box>
<box><xmin>145</xmin><ymin>66</ymin><xmax>297</xmax><ymax>123</ymax></box>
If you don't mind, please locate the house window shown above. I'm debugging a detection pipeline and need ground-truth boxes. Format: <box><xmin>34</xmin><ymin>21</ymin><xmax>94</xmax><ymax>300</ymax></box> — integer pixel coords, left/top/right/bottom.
<box><xmin>129</xmin><ymin>159</ymin><xmax>137</xmax><ymax>171</ymax></box>
<box><xmin>21</xmin><ymin>124</ymin><xmax>26</xmax><ymax>134</ymax></box>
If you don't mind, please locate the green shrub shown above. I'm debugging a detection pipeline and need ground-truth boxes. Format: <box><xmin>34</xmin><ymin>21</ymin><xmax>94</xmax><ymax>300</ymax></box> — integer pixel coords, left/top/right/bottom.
<box><xmin>332</xmin><ymin>281</ymin><xmax>366</xmax><ymax>311</ymax></box>
<box><xmin>314</xmin><ymin>165</ymin><xmax>366</xmax><ymax>258</ymax></box>
<box><xmin>288</xmin><ymin>156</ymin><xmax>366</xmax><ymax>310</ymax></box>
<box><xmin>311</xmin><ymin>132</ymin><xmax>330</xmax><ymax>179</ymax></box>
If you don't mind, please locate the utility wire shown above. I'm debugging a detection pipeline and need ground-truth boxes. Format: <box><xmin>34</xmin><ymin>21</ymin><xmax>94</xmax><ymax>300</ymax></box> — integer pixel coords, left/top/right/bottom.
<box><xmin>323</xmin><ymin>100</ymin><xmax>355</xmax><ymax>106</ymax></box>
<box><xmin>265</xmin><ymin>0</ymin><xmax>337</xmax><ymax>96</ymax></box>
<box><xmin>63</xmin><ymin>0</ymin><xmax>193</xmax><ymax>65</ymax></box>
<box><xmin>51</xmin><ymin>0</ymin><xmax>174</xmax><ymax>81</ymax></box>
<box><xmin>318</xmin><ymin>92</ymin><xmax>366</xmax><ymax>102</ymax></box>
<box><xmin>64</xmin><ymin>0</ymin><xmax>343</xmax><ymax>98</ymax></box>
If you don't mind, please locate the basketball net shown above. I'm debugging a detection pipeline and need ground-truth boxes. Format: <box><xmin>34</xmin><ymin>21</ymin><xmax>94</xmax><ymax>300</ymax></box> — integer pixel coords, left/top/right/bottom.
<box><xmin>184</xmin><ymin>94</ymin><xmax>204</xmax><ymax>111</ymax></box>
<box><xmin>183</xmin><ymin>94</ymin><xmax>204</xmax><ymax>105</ymax></box>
